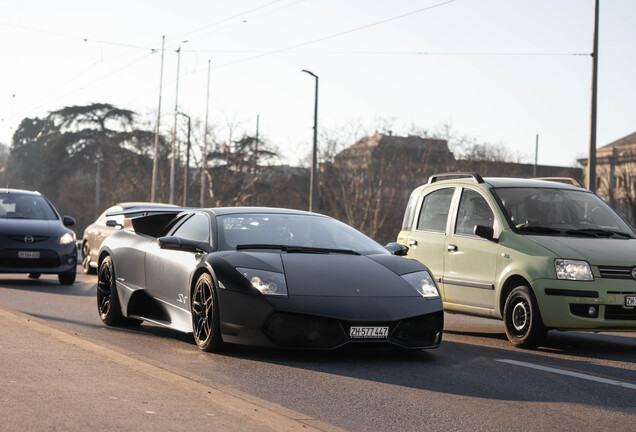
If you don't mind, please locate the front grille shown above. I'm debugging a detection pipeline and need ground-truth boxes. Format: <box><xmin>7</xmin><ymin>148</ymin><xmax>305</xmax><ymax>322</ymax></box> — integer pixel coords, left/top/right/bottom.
<box><xmin>6</xmin><ymin>235</ymin><xmax>49</xmax><ymax>243</ymax></box>
<box><xmin>264</xmin><ymin>312</ymin><xmax>348</xmax><ymax>349</ymax></box>
<box><xmin>389</xmin><ymin>312</ymin><xmax>444</xmax><ymax>348</ymax></box>
<box><xmin>598</xmin><ymin>266</ymin><xmax>634</xmax><ymax>280</ymax></box>
<box><xmin>604</xmin><ymin>306</ymin><xmax>636</xmax><ymax>320</ymax></box>
<box><xmin>0</xmin><ymin>249</ymin><xmax>60</xmax><ymax>268</ymax></box>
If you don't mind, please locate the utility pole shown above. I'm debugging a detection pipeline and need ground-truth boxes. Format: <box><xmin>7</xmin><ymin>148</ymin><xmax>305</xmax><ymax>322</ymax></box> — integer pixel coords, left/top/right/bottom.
<box><xmin>254</xmin><ymin>114</ymin><xmax>259</xmax><ymax>174</ymax></box>
<box><xmin>588</xmin><ymin>0</ymin><xmax>600</xmax><ymax>192</ymax></box>
<box><xmin>179</xmin><ymin>113</ymin><xmax>191</xmax><ymax>207</ymax></box>
<box><xmin>201</xmin><ymin>59</ymin><xmax>211</xmax><ymax>207</ymax></box>
<box><xmin>151</xmin><ymin>36</ymin><xmax>165</xmax><ymax>203</ymax></box>
<box><xmin>169</xmin><ymin>46</ymin><xmax>181</xmax><ymax>204</ymax></box>
<box><xmin>302</xmin><ymin>69</ymin><xmax>318</xmax><ymax>212</ymax></box>
<box><xmin>533</xmin><ymin>134</ymin><xmax>539</xmax><ymax>177</ymax></box>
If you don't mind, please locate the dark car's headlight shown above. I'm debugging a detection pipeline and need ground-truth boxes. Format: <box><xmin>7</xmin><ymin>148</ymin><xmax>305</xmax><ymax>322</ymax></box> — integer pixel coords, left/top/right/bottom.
<box><xmin>236</xmin><ymin>267</ymin><xmax>288</xmax><ymax>297</ymax></box>
<box><xmin>401</xmin><ymin>271</ymin><xmax>440</xmax><ymax>299</ymax></box>
<box><xmin>57</xmin><ymin>232</ymin><xmax>76</xmax><ymax>245</ymax></box>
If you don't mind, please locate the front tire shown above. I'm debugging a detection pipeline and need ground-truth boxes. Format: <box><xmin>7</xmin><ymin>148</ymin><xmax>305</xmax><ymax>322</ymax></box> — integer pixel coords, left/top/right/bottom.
<box><xmin>503</xmin><ymin>286</ymin><xmax>547</xmax><ymax>349</ymax></box>
<box><xmin>97</xmin><ymin>256</ymin><xmax>141</xmax><ymax>326</ymax></box>
<box><xmin>191</xmin><ymin>272</ymin><xmax>223</xmax><ymax>352</ymax></box>
<box><xmin>58</xmin><ymin>269</ymin><xmax>76</xmax><ymax>285</ymax></box>
<box><xmin>82</xmin><ymin>242</ymin><xmax>96</xmax><ymax>275</ymax></box>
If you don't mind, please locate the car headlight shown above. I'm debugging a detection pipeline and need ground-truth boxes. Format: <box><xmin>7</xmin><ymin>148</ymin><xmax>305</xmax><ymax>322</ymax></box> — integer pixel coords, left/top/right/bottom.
<box><xmin>555</xmin><ymin>259</ymin><xmax>594</xmax><ymax>281</ymax></box>
<box><xmin>236</xmin><ymin>267</ymin><xmax>288</xmax><ymax>297</ymax></box>
<box><xmin>402</xmin><ymin>271</ymin><xmax>440</xmax><ymax>299</ymax></box>
<box><xmin>58</xmin><ymin>232</ymin><xmax>76</xmax><ymax>245</ymax></box>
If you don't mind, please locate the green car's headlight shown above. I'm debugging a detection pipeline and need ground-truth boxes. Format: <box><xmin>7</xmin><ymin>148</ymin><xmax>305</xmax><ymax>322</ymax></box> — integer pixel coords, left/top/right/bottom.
<box><xmin>58</xmin><ymin>232</ymin><xmax>76</xmax><ymax>245</ymax></box>
<box><xmin>402</xmin><ymin>271</ymin><xmax>440</xmax><ymax>299</ymax></box>
<box><xmin>555</xmin><ymin>259</ymin><xmax>594</xmax><ymax>281</ymax></box>
<box><xmin>237</xmin><ymin>267</ymin><xmax>288</xmax><ymax>297</ymax></box>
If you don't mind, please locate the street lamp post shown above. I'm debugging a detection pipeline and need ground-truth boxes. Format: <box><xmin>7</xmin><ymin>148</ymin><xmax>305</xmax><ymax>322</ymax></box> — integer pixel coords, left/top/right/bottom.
<box><xmin>302</xmin><ymin>69</ymin><xmax>318</xmax><ymax>212</ymax></box>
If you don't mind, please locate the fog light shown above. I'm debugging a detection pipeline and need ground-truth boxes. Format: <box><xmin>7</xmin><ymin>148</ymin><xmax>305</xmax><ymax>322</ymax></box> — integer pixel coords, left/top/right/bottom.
<box><xmin>588</xmin><ymin>306</ymin><xmax>597</xmax><ymax>317</ymax></box>
<box><xmin>67</xmin><ymin>256</ymin><xmax>76</xmax><ymax>265</ymax></box>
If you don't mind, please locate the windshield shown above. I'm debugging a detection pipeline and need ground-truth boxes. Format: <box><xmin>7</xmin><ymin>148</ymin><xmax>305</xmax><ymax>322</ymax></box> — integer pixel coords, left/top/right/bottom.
<box><xmin>0</xmin><ymin>193</ymin><xmax>59</xmax><ymax>221</ymax></box>
<box><xmin>217</xmin><ymin>213</ymin><xmax>388</xmax><ymax>255</ymax></box>
<box><xmin>493</xmin><ymin>187</ymin><xmax>635</xmax><ymax>237</ymax></box>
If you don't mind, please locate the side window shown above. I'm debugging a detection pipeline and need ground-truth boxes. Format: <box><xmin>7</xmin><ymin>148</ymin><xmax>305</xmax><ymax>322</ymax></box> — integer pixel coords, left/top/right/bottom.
<box><xmin>455</xmin><ymin>189</ymin><xmax>494</xmax><ymax>235</ymax></box>
<box><xmin>416</xmin><ymin>188</ymin><xmax>454</xmax><ymax>233</ymax></box>
<box><xmin>172</xmin><ymin>213</ymin><xmax>210</xmax><ymax>243</ymax></box>
<box><xmin>401</xmin><ymin>195</ymin><xmax>419</xmax><ymax>231</ymax></box>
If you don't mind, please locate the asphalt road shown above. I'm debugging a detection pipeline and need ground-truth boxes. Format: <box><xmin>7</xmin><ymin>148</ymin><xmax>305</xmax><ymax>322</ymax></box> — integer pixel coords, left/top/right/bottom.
<box><xmin>1</xmin><ymin>267</ymin><xmax>635</xmax><ymax>431</ymax></box>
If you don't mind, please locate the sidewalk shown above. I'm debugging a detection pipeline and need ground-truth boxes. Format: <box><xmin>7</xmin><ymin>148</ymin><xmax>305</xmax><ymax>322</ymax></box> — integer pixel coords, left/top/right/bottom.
<box><xmin>0</xmin><ymin>306</ymin><xmax>341</xmax><ymax>432</ymax></box>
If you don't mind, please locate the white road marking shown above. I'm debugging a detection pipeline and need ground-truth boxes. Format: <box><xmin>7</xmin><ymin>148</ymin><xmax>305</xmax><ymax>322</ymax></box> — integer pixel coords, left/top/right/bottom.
<box><xmin>496</xmin><ymin>359</ymin><xmax>636</xmax><ymax>390</ymax></box>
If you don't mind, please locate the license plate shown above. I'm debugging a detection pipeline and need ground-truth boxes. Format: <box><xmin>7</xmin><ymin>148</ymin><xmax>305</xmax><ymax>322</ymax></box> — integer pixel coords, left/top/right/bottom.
<box><xmin>18</xmin><ymin>251</ymin><xmax>40</xmax><ymax>259</ymax></box>
<box><xmin>349</xmin><ymin>326</ymin><xmax>389</xmax><ymax>339</ymax></box>
<box><xmin>626</xmin><ymin>296</ymin><xmax>636</xmax><ymax>307</ymax></box>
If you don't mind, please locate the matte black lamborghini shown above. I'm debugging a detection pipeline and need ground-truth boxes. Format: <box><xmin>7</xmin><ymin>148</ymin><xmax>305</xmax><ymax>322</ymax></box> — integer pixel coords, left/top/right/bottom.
<box><xmin>97</xmin><ymin>207</ymin><xmax>443</xmax><ymax>351</ymax></box>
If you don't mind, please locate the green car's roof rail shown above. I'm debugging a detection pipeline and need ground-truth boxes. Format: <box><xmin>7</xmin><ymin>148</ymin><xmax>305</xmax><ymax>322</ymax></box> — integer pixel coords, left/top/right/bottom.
<box><xmin>428</xmin><ymin>172</ymin><xmax>485</xmax><ymax>184</ymax></box>
<box><xmin>533</xmin><ymin>177</ymin><xmax>583</xmax><ymax>187</ymax></box>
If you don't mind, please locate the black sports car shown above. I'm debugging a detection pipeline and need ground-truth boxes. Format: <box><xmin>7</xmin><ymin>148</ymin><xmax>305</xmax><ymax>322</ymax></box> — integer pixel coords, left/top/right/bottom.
<box><xmin>0</xmin><ymin>188</ymin><xmax>77</xmax><ymax>284</ymax></box>
<box><xmin>97</xmin><ymin>207</ymin><xmax>443</xmax><ymax>351</ymax></box>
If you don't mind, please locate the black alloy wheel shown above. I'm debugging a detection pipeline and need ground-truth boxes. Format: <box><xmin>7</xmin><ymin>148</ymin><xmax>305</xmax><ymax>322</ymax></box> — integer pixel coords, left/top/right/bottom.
<box><xmin>97</xmin><ymin>256</ymin><xmax>141</xmax><ymax>326</ymax></box>
<box><xmin>191</xmin><ymin>272</ymin><xmax>223</xmax><ymax>352</ymax></box>
<box><xmin>503</xmin><ymin>285</ymin><xmax>547</xmax><ymax>349</ymax></box>
<box><xmin>82</xmin><ymin>242</ymin><xmax>96</xmax><ymax>274</ymax></box>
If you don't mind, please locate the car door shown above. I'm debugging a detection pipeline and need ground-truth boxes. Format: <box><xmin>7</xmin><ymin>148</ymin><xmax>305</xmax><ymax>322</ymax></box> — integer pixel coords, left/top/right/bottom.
<box><xmin>443</xmin><ymin>187</ymin><xmax>500</xmax><ymax>310</ymax></box>
<box><xmin>144</xmin><ymin>212</ymin><xmax>211</xmax><ymax>329</ymax></box>
<box><xmin>405</xmin><ymin>187</ymin><xmax>456</xmax><ymax>299</ymax></box>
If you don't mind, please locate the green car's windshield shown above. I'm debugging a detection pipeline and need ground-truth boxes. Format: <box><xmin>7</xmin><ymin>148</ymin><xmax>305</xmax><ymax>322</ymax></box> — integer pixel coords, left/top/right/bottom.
<box><xmin>492</xmin><ymin>187</ymin><xmax>635</xmax><ymax>238</ymax></box>
<box><xmin>218</xmin><ymin>213</ymin><xmax>388</xmax><ymax>255</ymax></box>
<box><xmin>0</xmin><ymin>193</ymin><xmax>59</xmax><ymax>221</ymax></box>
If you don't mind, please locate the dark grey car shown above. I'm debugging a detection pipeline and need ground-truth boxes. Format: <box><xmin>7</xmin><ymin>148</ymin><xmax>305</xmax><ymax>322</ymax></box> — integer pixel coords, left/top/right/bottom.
<box><xmin>0</xmin><ymin>188</ymin><xmax>77</xmax><ymax>285</ymax></box>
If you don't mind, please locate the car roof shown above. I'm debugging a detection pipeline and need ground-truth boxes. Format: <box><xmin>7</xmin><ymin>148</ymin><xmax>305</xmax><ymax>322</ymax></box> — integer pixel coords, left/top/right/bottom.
<box><xmin>411</xmin><ymin>175</ymin><xmax>587</xmax><ymax>196</ymax></box>
<box><xmin>205</xmin><ymin>206</ymin><xmax>323</xmax><ymax>217</ymax></box>
<box><xmin>117</xmin><ymin>202</ymin><xmax>178</xmax><ymax>209</ymax></box>
<box><xmin>0</xmin><ymin>188</ymin><xmax>43</xmax><ymax>196</ymax></box>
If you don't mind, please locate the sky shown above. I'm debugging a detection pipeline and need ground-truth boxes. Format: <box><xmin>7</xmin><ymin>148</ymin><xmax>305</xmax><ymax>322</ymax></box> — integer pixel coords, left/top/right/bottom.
<box><xmin>1</xmin><ymin>0</ymin><xmax>635</xmax><ymax>168</ymax></box>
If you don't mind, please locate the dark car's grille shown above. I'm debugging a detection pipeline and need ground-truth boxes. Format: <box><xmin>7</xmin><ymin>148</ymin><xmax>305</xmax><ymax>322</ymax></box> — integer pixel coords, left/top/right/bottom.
<box><xmin>0</xmin><ymin>249</ymin><xmax>60</xmax><ymax>268</ymax></box>
<box><xmin>264</xmin><ymin>312</ymin><xmax>347</xmax><ymax>349</ymax></box>
<box><xmin>389</xmin><ymin>311</ymin><xmax>444</xmax><ymax>348</ymax></box>
<box><xmin>604</xmin><ymin>306</ymin><xmax>636</xmax><ymax>320</ymax></box>
<box><xmin>263</xmin><ymin>310</ymin><xmax>444</xmax><ymax>349</ymax></box>
<box><xmin>597</xmin><ymin>266</ymin><xmax>635</xmax><ymax>280</ymax></box>
<box><xmin>6</xmin><ymin>235</ymin><xmax>49</xmax><ymax>243</ymax></box>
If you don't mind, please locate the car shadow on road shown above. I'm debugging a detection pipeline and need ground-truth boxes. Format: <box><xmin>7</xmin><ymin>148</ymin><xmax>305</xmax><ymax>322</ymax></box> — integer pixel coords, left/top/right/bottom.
<box><xmin>0</xmin><ymin>278</ymin><xmax>96</xmax><ymax>297</ymax></box>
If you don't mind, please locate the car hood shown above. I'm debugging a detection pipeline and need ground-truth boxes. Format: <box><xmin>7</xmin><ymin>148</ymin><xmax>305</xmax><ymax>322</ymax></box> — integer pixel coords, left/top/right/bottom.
<box><xmin>527</xmin><ymin>235</ymin><xmax>636</xmax><ymax>266</ymax></box>
<box><xmin>281</xmin><ymin>253</ymin><xmax>420</xmax><ymax>297</ymax></box>
<box><xmin>0</xmin><ymin>219</ymin><xmax>66</xmax><ymax>237</ymax></box>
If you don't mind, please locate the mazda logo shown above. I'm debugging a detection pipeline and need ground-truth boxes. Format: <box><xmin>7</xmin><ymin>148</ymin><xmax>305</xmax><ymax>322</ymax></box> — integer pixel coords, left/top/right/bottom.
<box><xmin>24</xmin><ymin>235</ymin><xmax>34</xmax><ymax>244</ymax></box>
<box><xmin>631</xmin><ymin>267</ymin><xmax>636</xmax><ymax>280</ymax></box>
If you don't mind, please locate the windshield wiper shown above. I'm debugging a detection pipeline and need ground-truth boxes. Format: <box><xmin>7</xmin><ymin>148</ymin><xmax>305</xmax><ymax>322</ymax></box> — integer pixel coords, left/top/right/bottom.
<box><xmin>565</xmin><ymin>229</ymin><xmax>632</xmax><ymax>238</ymax></box>
<box><xmin>515</xmin><ymin>225</ymin><xmax>562</xmax><ymax>234</ymax></box>
<box><xmin>236</xmin><ymin>244</ymin><xmax>360</xmax><ymax>255</ymax></box>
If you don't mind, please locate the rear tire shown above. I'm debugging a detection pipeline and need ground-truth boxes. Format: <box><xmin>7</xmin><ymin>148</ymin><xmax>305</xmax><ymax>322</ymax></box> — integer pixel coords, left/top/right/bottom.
<box><xmin>27</xmin><ymin>273</ymin><xmax>41</xmax><ymax>279</ymax></box>
<box><xmin>191</xmin><ymin>272</ymin><xmax>223</xmax><ymax>352</ymax></box>
<box><xmin>503</xmin><ymin>286</ymin><xmax>547</xmax><ymax>349</ymax></box>
<box><xmin>82</xmin><ymin>242</ymin><xmax>96</xmax><ymax>275</ymax></box>
<box><xmin>97</xmin><ymin>256</ymin><xmax>141</xmax><ymax>326</ymax></box>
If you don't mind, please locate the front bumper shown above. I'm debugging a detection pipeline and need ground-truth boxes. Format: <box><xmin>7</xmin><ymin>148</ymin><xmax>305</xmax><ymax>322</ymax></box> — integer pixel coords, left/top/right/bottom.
<box><xmin>217</xmin><ymin>289</ymin><xmax>444</xmax><ymax>349</ymax></box>
<box><xmin>534</xmin><ymin>278</ymin><xmax>636</xmax><ymax>330</ymax></box>
<box><xmin>0</xmin><ymin>247</ymin><xmax>77</xmax><ymax>274</ymax></box>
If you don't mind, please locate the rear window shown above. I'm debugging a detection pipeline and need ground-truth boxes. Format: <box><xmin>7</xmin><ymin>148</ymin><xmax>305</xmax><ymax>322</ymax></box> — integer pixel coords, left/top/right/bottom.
<box><xmin>416</xmin><ymin>188</ymin><xmax>455</xmax><ymax>233</ymax></box>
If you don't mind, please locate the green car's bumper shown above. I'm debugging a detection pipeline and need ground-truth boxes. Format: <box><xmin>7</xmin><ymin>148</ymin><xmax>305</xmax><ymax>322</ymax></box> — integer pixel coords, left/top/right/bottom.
<box><xmin>533</xmin><ymin>278</ymin><xmax>636</xmax><ymax>331</ymax></box>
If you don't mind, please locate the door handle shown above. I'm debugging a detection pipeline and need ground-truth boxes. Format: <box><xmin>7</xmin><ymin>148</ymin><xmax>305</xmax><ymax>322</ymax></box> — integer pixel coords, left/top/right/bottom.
<box><xmin>447</xmin><ymin>244</ymin><xmax>458</xmax><ymax>252</ymax></box>
<box><xmin>408</xmin><ymin>240</ymin><xmax>418</xmax><ymax>247</ymax></box>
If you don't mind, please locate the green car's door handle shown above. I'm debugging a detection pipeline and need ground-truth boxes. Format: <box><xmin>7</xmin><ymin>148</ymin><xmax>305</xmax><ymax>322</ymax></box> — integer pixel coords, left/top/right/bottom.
<box><xmin>447</xmin><ymin>244</ymin><xmax>458</xmax><ymax>252</ymax></box>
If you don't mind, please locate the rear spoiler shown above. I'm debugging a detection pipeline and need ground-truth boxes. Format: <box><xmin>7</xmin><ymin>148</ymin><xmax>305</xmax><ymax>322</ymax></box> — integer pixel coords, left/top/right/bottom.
<box><xmin>106</xmin><ymin>206</ymin><xmax>191</xmax><ymax>238</ymax></box>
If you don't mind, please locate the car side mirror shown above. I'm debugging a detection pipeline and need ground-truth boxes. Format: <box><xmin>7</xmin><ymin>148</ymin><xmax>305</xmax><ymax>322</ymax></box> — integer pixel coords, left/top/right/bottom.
<box><xmin>63</xmin><ymin>216</ymin><xmax>75</xmax><ymax>227</ymax></box>
<box><xmin>385</xmin><ymin>242</ymin><xmax>409</xmax><ymax>256</ymax></box>
<box><xmin>158</xmin><ymin>236</ymin><xmax>211</xmax><ymax>254</ymax></box>
<box><xmin>474</xmin><ymin>225</ymin><xmax>495</xmax><ymax>241</ymax></box>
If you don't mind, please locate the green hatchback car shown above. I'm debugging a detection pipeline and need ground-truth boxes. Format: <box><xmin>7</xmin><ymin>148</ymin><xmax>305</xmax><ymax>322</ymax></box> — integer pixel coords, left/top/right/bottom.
<box><xmin>397</xmin><ymin>172</ymin><xmax>636</xmax><ymax>348</ymax></box>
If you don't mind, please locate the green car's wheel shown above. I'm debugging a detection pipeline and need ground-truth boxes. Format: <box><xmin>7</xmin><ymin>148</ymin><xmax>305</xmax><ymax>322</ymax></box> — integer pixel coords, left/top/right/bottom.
<box><xmin>503</xmin><ymin>286</ymin><xmax>547</xmax><ymax>349</ymax></box>
<box><xmin>191</xmin><ymin>272</ymin><xmax>223</xmax><ymax>352</ymax></box>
